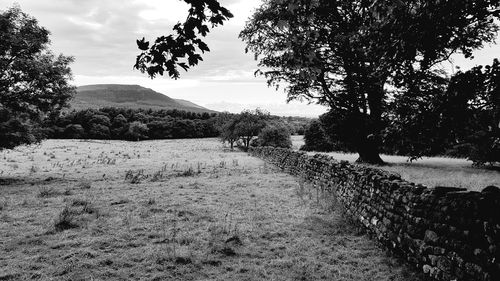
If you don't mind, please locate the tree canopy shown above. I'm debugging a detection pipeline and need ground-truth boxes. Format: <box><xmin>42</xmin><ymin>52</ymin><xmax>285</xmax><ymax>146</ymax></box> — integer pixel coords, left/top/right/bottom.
<box><xmin>240</xmin><ymin>0</ymin><xmax>500</xmax><ymax>163</ymax></box>
<box><xmin>135</xmin><ymin>0</ymin><xmax>500</xmax><ymax>164</ymax></box>
<box><xmin>0</xmin><ymin>6</ymin><xmax>75</xmax><ymax>149</ymax></box>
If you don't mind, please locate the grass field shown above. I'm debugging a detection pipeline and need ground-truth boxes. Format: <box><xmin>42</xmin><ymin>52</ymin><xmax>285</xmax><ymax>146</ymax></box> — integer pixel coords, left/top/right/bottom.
<box><xmin>0</xmin><ymin>138</ymin><xmax>421</xmax><ymax>281</ymax></box>
<box><xmin>291</xmin><ymin>136</ymin><xmax>500</xmax><ymax>191</ymax></box>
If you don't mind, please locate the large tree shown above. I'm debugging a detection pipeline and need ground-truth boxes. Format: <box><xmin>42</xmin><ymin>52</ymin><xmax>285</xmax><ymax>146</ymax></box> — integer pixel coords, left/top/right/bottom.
<box><xmin>0</xmin><ymin>6</ymin><xmax>75</xmax><ymax>149</ymax></box>
<box><xmin>240</xmin><ymin>0</ymin><xmax>500</xmax><ymax>163</ymax></box>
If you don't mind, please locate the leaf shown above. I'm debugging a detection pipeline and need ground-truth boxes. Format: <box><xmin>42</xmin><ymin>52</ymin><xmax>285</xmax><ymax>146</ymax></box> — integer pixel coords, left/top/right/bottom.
<box><xmin>197</xmin><ymin>41</ymin><xmax>210</xmax><ymax>53</ymax></box>
<box><xmin>136</xmin><ymin>38</ymin><xmax>149</xmax><ymax>51</ymax></box>
<box><xmin>178</xmin><ymin>62</ymin><xmax>189</xmax><ymax>71</ymax></box>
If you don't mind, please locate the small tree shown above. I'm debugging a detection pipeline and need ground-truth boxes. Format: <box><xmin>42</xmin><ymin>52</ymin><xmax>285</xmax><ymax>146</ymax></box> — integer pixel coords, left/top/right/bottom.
<box><xmin>257</xmin><ymin>122</ymin><xmax>292</xmax><ymax>149</ymax></box>
<box><xmin>220</xmin><ymin>121</ymin><xmax>240</xmax><ymax>150</ymax></box>
<box><xmin>214</xmin><ymin>112</ymin><xmax>239</xmax><ymax>150</ymax></box>
<box><xmin>234</xmin><ymin>109</ymin><xmax>270</xmax><ymax>150</ymax></box>
<box><xmin>0</xmin><ymin>6</ymin><xmax>75</xmax><ymax>149</ymax></box>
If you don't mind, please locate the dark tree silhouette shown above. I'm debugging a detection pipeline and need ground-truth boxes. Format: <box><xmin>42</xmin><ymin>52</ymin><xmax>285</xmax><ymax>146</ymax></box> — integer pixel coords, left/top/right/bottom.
<box><xmin>134</xmin><ymin>0</ymin><xmax>233</xmax><ymax>79</ymax></box>
<box><xmin>0</xmin><ymin>6</ymin><xmax>75</xmax><ymax>149</ymax></box>
<box><xmin>240</xmin><ymin>0</ymin><xmax>500</xmax><ymax>164</ymax></box>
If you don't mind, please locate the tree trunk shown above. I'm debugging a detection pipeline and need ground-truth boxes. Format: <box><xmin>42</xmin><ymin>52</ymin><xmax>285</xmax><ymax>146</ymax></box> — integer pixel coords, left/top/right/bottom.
<box><xmin>355</xmin><ymin>81</ymin><xmax>386</xmax><ymax>165</ymax></box>
<box><xmin>355</xmin><ymin>135</ymin><xmax>385</xmax><ymax>164</ymax></box>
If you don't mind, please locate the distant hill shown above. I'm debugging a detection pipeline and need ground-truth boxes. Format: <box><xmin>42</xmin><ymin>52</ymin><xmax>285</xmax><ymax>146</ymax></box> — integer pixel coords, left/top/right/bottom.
<box><xmin>70</xmin><ymin>84</ymin><xmax>216</xmax><ymax>113</ymax></box>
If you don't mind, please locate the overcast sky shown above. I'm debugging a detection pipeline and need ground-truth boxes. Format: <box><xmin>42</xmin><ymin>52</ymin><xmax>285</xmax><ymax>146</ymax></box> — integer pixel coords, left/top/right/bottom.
<box><xmin>2</xmin><ymin>0</ymin><xmax>500</xmax><ymax>117</ymax></box>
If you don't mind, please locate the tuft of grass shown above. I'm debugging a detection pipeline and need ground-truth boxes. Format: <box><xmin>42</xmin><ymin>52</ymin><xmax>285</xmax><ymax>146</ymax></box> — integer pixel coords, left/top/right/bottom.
<box><xmin>38</xmin><ymin>186</ymin><xmax>59</xmax><ymax>198</ymax></box>
<box><xmin>54</xmin><ymin>206</ymin><xmax>78</xmax><ymax>232</ymax></box>
<box><xmin>29</xmin><ymin>165</ymin><xmax>38</xmax><ymax>173</ymax></box>
<box><xmin>77</xmin><ymin>181</ymin><xmax>92</xmax><ymax>189</ymax></box>
<box><xmin>125</xmin><ymin>169</ymin><xmax>146</xmax><ymax>184</ymax></box>
<box><xmin>176</xmin><ymin>166</ymin><xmax>200</xmax><ymax>177</ymax></box>
<box><xmin>207</xmin><ymin>213</ymin><xmax>242</xmax><ymax>257</ymax></box>
<box><xmin>0</xmin><ymin>197</ymin><xmax>8</xmax><ymax>211</ymax></box>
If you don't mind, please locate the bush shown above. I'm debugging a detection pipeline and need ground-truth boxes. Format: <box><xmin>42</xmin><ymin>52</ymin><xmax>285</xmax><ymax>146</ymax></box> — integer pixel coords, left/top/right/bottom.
<box><xmin>300</xmin><ymin>120</ymin><xmax>333</xmax><ymax>152</ymax></box>
<box><xmin>467</xmin><ymin>130</ymin><xmax>500</xmax><ymax>167</ymax></box>
<box><xmin>257</xmin><ymin>123</ymin><xmax>292</xmax><ymax>148</ymax></box>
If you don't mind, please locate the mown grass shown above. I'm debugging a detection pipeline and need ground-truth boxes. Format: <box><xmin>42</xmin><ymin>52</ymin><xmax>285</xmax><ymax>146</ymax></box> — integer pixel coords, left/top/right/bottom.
<box><xmin>291</xmin><ymin>136</ymin><xmax>499</xmax><ymax>191</ymax></box>
<box><xmin>0</xmin><ymin>138</ymin><xmax>420</xmax><ymax>280</ymax></box>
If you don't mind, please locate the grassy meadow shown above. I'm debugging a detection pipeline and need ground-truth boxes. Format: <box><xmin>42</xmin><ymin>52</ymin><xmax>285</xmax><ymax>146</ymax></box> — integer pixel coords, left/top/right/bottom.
<box><xmin>0</xmin><ymin>138</ymin><xmax>421</xmax><ymax>281</ymax></box>
<box><xmin>291</xmin><ymin>136</ymin><xmax>499</xmax><ymax>191</ymax></box>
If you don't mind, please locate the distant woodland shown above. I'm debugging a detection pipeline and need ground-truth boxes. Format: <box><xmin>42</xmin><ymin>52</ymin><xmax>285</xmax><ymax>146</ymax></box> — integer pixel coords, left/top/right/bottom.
<box><xmin>43</xmin><ymin>107</ymin><xmax>309</xmax><ymax>142</ymax></box>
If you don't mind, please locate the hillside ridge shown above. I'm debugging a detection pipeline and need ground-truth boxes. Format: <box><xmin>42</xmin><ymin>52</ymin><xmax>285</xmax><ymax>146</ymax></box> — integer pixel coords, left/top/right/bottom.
<box><xmin>71</xmin><ymin>84</ymin><xmax>215</xmax><ymax>113</ymax></box>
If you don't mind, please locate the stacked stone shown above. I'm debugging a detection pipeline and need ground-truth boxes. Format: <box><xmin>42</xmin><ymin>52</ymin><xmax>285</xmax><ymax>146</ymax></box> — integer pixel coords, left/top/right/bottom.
<box><xmin>248</xmin><ymin>147</ymin><xmax>500</xmax><ymax>281</ymax></box>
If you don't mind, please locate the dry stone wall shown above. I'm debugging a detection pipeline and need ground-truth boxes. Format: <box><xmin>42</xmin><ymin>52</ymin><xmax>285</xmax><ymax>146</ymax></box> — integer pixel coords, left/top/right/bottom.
<box><xmin>249</xmin><ymin>147</ymin><xmax>500</xmax><ymax>281</ymax></box>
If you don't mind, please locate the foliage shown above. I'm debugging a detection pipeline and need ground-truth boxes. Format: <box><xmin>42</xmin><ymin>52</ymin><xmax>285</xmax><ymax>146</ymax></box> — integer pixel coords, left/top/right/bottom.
<box><xmin>46</xmin><ymin>107</ymin><xmax>219</xmax><ymax>141</ymax></box>
<box><xmin>63</xmin><ymin>124</ymin><xmax>85</xmax><ymax>139</ymax></box>
<box><xmin>125</xmin><ymin>121</ymin><xmax>149</xmax><ymax>141</ymax></box>
<box><xmin>215</xmin><ymin>112</ymin><xmax>240</xmax><ymax>149</ymax></box>
<box><xmin>308</xmin><ymin>59</ymin><xmax>499</xmax><ymax>166</ymax></box>
<box><xmin>240</xmin><ymin>0</ymin><xmax>500</xmax><ymax>163</ymax></box>
<box><xmin>215</xmin><ymin>109</ymin><xmax>283</xmax><ymax>150</ymax></box>
<box><xmin>234</xmin><ymin>109</ymin><xmax>271</xmax><ymax>150</ymax></box>
<box><xmin>383</xmin><ymin>59</ymin><xmax>499</xmax><ymax>165</ymax></box>
<box><xmin>0</xmin><ymin>6</ymin><xmax>75</xmax><ymax>149</ymax></box>
<box><xmin>300</xmin><ymin>120</ymin><xmax>333</xmax><ymax>152</ymax></box>
<box><xmin>134</xmin><ymin>0</ymin><xmax>233</xmax><ymax>78</ymax></box>
<box><xmin>256</xmin><ymin>122</ymin><xmax>292</xmax><ymax>149</ymax></box>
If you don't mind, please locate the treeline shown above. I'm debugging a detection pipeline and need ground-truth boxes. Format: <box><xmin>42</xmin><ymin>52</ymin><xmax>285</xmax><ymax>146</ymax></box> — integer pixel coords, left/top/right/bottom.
<box><xmin>302</xmin><ymin>60</ymin><xmax>500</xmax><ymax>166</ymax></box>
<box><xmin>43</xmin><ymin>107</ymin><xmax>309</xmax><ymax>142</ymax></box>
<box><xmin>44</xmin><ymin>107</ymin><xmax>219</xmax><ymax>140</ymax></box>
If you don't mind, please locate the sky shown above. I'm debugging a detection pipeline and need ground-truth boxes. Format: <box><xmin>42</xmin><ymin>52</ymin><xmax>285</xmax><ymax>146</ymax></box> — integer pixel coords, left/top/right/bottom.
<box><xmin>2</xmin><ymin>0</ymin><xmax>500</xmax><ymax>117</ymax></box>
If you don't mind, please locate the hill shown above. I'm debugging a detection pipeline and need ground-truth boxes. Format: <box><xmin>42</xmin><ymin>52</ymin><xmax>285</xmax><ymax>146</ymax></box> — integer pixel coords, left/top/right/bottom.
<box><xmin>70</xmin><ymin>84</ymin><xmax>216</xmax><ymax>113</ymax></box>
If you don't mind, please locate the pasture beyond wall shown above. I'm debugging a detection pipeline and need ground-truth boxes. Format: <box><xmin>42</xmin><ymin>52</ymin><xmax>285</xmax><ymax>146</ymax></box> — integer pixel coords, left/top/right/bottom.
<box><xmin>249</xmin><ymin>147</ymin><xmax>500</xmax><ymax>281</ymax></box>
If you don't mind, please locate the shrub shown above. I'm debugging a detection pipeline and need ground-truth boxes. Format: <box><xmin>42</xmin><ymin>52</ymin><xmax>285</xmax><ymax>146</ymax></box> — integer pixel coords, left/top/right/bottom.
<box><xmin>257</xmin><ymin>123</ymin><xmax>292</xmax><ymax>149</ymax></box>
<box><xmin>467</xmin><ymin>130</ymin><xmax>500</xmax><ymax>167</ymax></box>
<box><xmin>300</xmin><ymin>120</ymin><xmax>333</xmax><ymax>152</ymax></box>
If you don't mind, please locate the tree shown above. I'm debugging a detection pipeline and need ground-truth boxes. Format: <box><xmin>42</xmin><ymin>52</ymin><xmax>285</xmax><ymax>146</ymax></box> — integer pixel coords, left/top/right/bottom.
<box><xmin>125</xmin><ymin>121</ymin><xmax>149</xmax><ymax>141</ymax></box>
<box><xmin>384</xmin><ymin>59</ymin><xmax>500</xmax><ymax>165</ymax></box>
<box><xmin>63</xmin><ymin>124</ymin><xmax>85</xmax><ymax>139</ymax></box>
<box><xmin>300</xmin><ymin>120</ymin><xmax>333</xmax><ymax>152</ymax></box>
<box><xmin>234</xmin><ymin>109</ymin><xmax>270</xmax><ymax>150</ymax></box>
<box><xmin>216</xmin><ymin>112</ymin><xmax>240</xmax><ymax>150</ymax></box>
<box><xmin>134</xmin><ymin>0</ymin><xmax>233</xmax><ymax>79</ymax></box>
<box><xmin>0</xmin><ymin>6</ymin><xmax>75</xmax><ymax>149</ymax></box>
<box><xmin>111</xmin><ymin>114</ymin><xmax>128</xmax><ymax>138</ymax></box>
<box><xmin>88</xmin><ymin>123</ymin><xmax>110</xmax><ymax>139</ymax></box>
<box><xmin>257</xmin><ymin>122</ymin><xmax>292</xmax><ymax>149</ymax></box>
<box><xmin>240</xmin><ymin>0</ymin><xmax>500</xmax><ymax>164</ymax></box>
